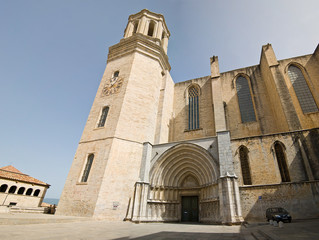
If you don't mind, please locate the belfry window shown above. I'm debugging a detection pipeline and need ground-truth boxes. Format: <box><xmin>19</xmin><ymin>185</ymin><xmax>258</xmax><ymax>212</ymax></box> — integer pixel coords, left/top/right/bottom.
<box><xmin>98</xmin><ymin>106</ymin><xmax>109</xmax><ymax>128</ymax></box>
<box><xmin>236</xmin><ymin>76</ymin><xmax>256</xmax><ymax>123</ymax></box>
<box><xmin>148</xmin><ymin>21</ymin><xmax>155</xmax><ymax>37</ymax></box>
<box><xmin>287</xmin><ymin>65</ymin><xmax>318</xmax><ymax>113</ymax></box>
<box><xmin>133</xmin><ymin>21</ymin><xmax>138</xmax><ymax>34</ymax></box>
<box><xmin>81</xmin><ymin>154</ymin><xmax>94</xmax><ymax>182</ymax></box>
<box><xmin>239</xmin><ymin>146</ymin><xmax>252</xmax><ymax>185</ymax></box>
<box><xmin>274</xmin><ymin>142</ymin><xmax>290</xmax><ymax>182</ymax></box>
<box><xmin>188</xmin><ymin>86</ymin><xmax>200</xmax><ymax>130</ymax></box>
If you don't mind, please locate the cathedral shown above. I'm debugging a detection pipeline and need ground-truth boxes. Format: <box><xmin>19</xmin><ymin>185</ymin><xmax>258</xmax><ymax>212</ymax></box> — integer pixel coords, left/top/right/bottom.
<box><xmin>56</xmin><ymin>9</ymin><xmax>319</xmax><ymax>224</ymax></box>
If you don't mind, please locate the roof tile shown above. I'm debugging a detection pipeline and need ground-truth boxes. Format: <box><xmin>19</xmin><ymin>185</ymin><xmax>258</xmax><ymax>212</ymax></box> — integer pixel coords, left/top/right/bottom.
<box><xmin>0</xmin><ymin>165</ymin><xmax>49</xmax><ymax>186</ymax></box>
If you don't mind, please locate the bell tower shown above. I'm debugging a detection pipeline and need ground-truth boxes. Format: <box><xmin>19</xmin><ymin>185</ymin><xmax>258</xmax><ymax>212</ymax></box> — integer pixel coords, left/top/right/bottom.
<box><xmin>57</xmin><ymin>9</ymin><xmax>174</xmax><ymax>220</ymax></box>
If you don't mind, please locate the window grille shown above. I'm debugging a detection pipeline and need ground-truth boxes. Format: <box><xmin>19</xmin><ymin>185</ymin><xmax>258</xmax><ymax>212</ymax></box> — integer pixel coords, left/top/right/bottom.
<box><xmin>81</xmin><ymin>154</ymin><xmax>94</xmax><ymax>182</ymax></box>
<box><xmin>236</xmin><ymin>76</ymin><xmax>256</xmax><ymax>123</ymax></box>
<box><xmin>239</xmin><ymin>146</ymin><xmax>252</xmax><ymax>185</ymax></box>
<box><xmin>98</xmin><ymin>107</ymin><xmax>109</xmax><ymax>128</ymax></box>
<box><xmin>287</xmin><ymin>65</ymin><xmax>318</xmax><ymax>113</ymax></box>
<box><xmin>188</xmin><ymin>86</ymin><xmax>200</xmax><ymax>130</ymax></box>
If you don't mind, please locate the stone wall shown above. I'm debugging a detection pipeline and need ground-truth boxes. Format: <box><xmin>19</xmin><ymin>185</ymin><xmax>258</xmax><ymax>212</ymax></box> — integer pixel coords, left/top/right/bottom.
<box><xmin>231</xmin><ymin>129</ymin><xmax>319</xmax><ymax>186</ymax></box>
<box><xmin>0</xmin><ymin>179</ymin><xmax>47</xmax><ymax>207</ymax></box>
<box><xmin>171</xmin><ymin>76</ymin><xmax>216</xmax><ymax>142</ymax></box>
<box><xmin>240</xmin><ymin>181</ymin><xmax>319</xmax><ymax>221</ymax></box>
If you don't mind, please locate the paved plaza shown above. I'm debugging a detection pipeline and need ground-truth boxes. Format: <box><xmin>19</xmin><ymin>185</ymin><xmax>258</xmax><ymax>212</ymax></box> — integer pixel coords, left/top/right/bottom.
<box><xmin>0</xmin><ymin>213</ymin><xmax>319</xmax><ymax>239</ymax></box>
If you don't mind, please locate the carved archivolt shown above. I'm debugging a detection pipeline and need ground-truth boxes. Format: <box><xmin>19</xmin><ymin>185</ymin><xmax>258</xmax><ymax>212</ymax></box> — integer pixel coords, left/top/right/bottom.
<box><xmin>150</xmin><ymin>143</ymin><xmax>219</xmax><ymax>188</ymax></box>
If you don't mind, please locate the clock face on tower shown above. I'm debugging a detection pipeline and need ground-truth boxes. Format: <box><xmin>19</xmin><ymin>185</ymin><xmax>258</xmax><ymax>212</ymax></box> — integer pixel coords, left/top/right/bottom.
<box><xmin>102</xmin><ymin>75</ymin><xmax>123</xmax><ymax>96</ymax></box>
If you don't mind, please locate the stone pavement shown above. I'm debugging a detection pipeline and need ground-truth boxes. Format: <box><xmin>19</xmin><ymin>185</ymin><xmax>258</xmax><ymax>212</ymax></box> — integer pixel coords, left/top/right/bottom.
<box><xmin>246</xmin><ymin>218</ymin><xmax>319</xmax><ymax>240</ymax></box>
<box><xmin>0</xmin><ymin>213</ymin><xmax>318</xmax><ymax>239</ymax></box>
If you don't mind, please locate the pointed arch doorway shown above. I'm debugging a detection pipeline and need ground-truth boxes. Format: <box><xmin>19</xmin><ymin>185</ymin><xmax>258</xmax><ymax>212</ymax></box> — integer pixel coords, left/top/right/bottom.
<box><xmin>148</xmin><ymin>143</ymin><xmax>220</xmax><ymax>223</ymax></box>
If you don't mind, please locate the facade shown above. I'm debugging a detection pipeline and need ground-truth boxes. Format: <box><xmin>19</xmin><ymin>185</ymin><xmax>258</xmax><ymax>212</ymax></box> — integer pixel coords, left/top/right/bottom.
<box><xmin>57</xmin><ymin>9</ymin><xmax>319</xmax><ymax>224</ymax></box>
<box><xmin>0</xmin><ymin>165</ymin><xmax>50</xmax><ymax>209</ymax></box>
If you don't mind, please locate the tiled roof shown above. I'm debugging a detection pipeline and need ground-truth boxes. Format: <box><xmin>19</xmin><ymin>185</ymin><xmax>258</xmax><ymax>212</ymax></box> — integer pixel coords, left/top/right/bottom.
<box><xmin>1</xmin><ymin>165</ymin><xmax>24</xmax><ymax>174</ymax></box>
<box><xmin>0</xmin><ymin>165</ymin><xmax>50</xmax><ymax>186</ymax></box>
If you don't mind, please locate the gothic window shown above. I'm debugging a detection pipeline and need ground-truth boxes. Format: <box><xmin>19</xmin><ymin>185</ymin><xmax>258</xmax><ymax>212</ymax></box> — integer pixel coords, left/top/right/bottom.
<box><xmin>81</xmin><ymin>154</ymin><xmax>94</xmax><ymax>182</ymax></box>
<box><xmin>98</xmin><ymin>106</ymin><xmax>109</xmax><ymax>128</ymax></box>
<box><xmin>287</xmin><ymin>65</ymin><xmax>318</xmax><ymax>113</ymax></box>
<box><xmin>33</xmin><ymin>189</ymin><xmax>40</xmax><ymax>197</ymax></box>
<box><xmin>148</xmin><ymin>21</ymin><xmax>155</xmax><ymax>37</ymax></box>
<box><xmin>274</xmin><ymin>142</ymin><xmax>290</xmax><ymax>182</ymax></box>
<box><xmin>236</xmin><ymin>76</ymin><xmax>256</xmax><ymax>123</ymax></box>
<box><xmin>239</xmin><ymin>146</ymin><xmax>252</xmax><ymax>185</ymax></box>
<box><xmin>9</xmin><ymin>186</ymin><xmax>17</xmax><ymax>194</ymax></box>
<box><xmin>17</xmin><ymin>187</ymin><xmax>25</xmax><ymax>195</ymax></box>
<box><xmin>0</xmin><ymin>184</ymin><xmax>8</xmax><ymax>192</ymax></box>
<box><xmin>26</xmin><ymin>188</ymin><xmax>33</xmax><ymax>196</ymax></box>
<box><xmin>188</xmin><ymin>86</ymin><xmax>200</xmax><ymax>130</ymax></box>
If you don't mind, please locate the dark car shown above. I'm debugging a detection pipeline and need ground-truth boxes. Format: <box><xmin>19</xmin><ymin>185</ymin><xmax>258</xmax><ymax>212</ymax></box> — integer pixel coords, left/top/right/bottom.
<box><xmin>266</xmin><ymin>207</ymin><xmax>292</xmax><ymax>223</ymax></box>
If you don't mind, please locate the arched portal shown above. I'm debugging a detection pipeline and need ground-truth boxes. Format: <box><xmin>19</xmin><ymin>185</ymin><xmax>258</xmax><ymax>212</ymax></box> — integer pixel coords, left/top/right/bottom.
<box><xmin>148</xmin><ymin>143</ymin><xmax>220</xmax><ymax>223</ymax></box>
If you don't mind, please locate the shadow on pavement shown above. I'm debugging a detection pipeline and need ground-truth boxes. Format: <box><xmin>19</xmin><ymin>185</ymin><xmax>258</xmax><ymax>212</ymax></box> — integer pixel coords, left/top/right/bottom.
<box><xmin>115</xmin><ymin>231</ymin><xmax>245</xmax><ymax>240</ymax></box>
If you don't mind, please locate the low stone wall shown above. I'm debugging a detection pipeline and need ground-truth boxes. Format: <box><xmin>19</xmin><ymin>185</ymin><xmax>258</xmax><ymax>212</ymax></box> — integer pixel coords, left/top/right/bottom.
<box><xmin>0</xmin><ymin>205</ymin><xmax>48</xmax><ymax>214</ymax></box>
<box><xmin>240</xmin><ymin>181</ymin><xmax>319</xmax><ymax>221</ymax></box>
<box><xmin>146</xmin><ymin>202</ymin><xmax>179</xmax><ymax>222</ymax></box>
<box><xmin>0</xmin><ymin>206</ymin><xmax>10</xmax><ymax>213</ymax></box>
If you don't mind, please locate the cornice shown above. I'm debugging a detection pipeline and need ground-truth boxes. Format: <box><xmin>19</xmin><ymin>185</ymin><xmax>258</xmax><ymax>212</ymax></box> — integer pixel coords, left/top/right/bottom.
<box><xmin>107</xmin><ymin>34</ymin><xmax>171</xmax><ymax>71</ymax></box>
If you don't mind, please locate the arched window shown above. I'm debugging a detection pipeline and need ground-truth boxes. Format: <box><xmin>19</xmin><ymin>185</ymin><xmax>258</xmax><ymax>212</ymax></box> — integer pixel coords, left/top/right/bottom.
<box><xmin>17</xmin><ymin>187</ymin><xmax>25</xmax><ymax>195</ymax></box>
<box><xmin>188</xmin><ymin>86</ymin><xmax>200</xmax><ymax>130</ymax></box>
<box><xmin>33</xmin><ymin>189</ymin><xmax>40</xmax><ymax>197</ymax></box>
<box><xmin>98</xmin><ymin>106</ymin><xmax>109</xmax><ymax>128</ymax></box>
<box><xmin>9</xmin><ymin>186</ymin><xmax>17</xmax><ymax>194</ymax></box>
<box><xmin>287</xmin><ymin>65</ymin><xmax>318</xmax><ymax>113</ymax></box>
<box><xmin>274</xmin><ymin>142</ymin><xmax>290</xmax><ymax>182</ymax></box>
<box><xmin>236</xmin><ymin>76</ymin><xmax>256</xmax><ymax>123</ymax></box>
<box><xmin>81</xmin><ymin>154</ymin><xmax>94</xmax><ymax>182</ymax></box>
<box><xmin>113</xmin><ymin>71</ymin><xmax>119</xmax><ymax>79</ymax></box>
<box><xmin>148</xmin><ymin>21</ymin><xmax>155</xmax><ymax>37</ymax></box>
<box><xmin>239</xmin><ymin>146</ymin><xmax>252</xmax><ymax>185</ymax></box>
<box><xmin>133</xmin><ymin>21</ymin><xmax>138</xmax><ymax>34</ymax></box>
<box><xmin>0</xmin><ymin>184</ymin><xmax>8</xmax><ymax>193</ymax></box>
<box><xmin>26</xmin><ymin>188</ymin><xmax>33</xmax><ymax>196</ymax></box>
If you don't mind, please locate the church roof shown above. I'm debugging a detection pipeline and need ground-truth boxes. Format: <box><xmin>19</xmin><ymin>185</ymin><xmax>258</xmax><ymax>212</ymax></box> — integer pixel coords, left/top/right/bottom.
<box><xmin>0</xmin><ymin>165</ymin><xmax>50</xmax><ymax>187</ymax></box>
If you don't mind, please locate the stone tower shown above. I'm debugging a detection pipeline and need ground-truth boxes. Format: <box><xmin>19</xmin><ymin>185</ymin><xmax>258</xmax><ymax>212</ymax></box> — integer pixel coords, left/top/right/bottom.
<box><xmin>57</xmin><ymin>9</ymin><xmax>174</xmax><ymax>220</ymax></box>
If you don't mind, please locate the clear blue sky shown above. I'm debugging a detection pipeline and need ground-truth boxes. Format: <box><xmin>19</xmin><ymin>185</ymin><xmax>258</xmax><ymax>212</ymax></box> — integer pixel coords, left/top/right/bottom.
<box><xmin>1</xmin><ymin>0</ymin><xmax>318</xmax><ymax>199</ymax></box>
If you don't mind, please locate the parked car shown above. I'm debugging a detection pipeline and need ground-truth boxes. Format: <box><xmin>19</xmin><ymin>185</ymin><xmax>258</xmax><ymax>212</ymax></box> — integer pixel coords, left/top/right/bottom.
<box><xmin>266</xmin><ymin>207</ymin><xmax>292</xmax><ymax>223</ymax></box>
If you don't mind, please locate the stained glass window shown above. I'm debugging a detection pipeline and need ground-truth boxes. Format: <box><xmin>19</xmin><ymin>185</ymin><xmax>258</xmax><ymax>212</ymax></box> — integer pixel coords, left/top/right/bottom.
<box><xmin>188</xmin><ymin>86</ymin><xmax>200</xmax><ymax>130</ymax></box>
<box><xmin>236</xmin><ymin>76</ymin><xmax>256</xmax><ymax>123</ymax></box>
<box><xmin>287</xmin><ymin>65</ymin><xmax>318</xmax><ymax>113</ymax></box>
